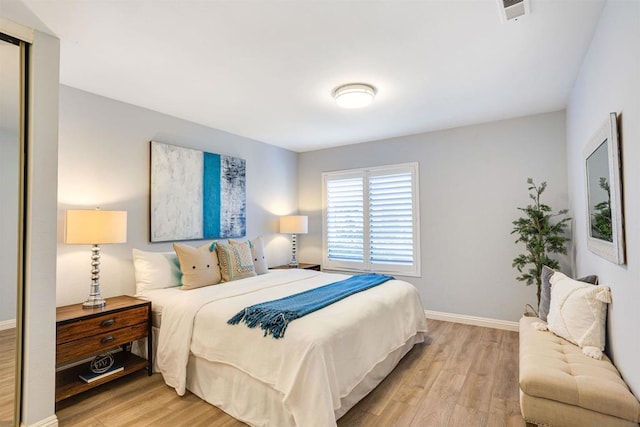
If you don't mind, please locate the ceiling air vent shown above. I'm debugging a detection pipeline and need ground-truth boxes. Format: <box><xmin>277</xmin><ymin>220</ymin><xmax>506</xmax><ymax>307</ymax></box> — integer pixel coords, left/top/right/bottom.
<box><xmin>498</xmin><ymin>0</ymin><xmax>530</xmax><ymax>22</ymax></box>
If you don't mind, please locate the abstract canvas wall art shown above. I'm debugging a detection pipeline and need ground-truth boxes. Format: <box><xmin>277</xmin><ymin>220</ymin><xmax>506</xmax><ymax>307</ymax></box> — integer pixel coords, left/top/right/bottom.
<box><xmin>150</xmin><ymin>141</ymin><xmax>246</xmax><ymax>242</ymax></box>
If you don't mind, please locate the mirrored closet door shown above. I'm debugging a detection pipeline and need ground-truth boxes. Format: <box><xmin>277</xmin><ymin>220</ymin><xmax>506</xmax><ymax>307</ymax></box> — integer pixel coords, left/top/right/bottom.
<box><xmin>0</xmin><ymin>32</ymin><xmax>27</xmax><ymax>427</ymax></box>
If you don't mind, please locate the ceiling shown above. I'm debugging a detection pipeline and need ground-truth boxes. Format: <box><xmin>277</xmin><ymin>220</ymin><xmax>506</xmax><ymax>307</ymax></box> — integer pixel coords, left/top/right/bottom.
<box><xmin>21</xmin><ymin>0</ymin><xmax>605</xmax><ymax>152</ymax></box>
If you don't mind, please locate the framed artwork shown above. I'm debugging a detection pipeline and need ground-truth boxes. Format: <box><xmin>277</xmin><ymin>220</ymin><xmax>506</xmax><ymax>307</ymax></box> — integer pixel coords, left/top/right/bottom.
<box><xmin>583</xmin><ymin>113</ymin><xmax>625</xmax><ymax>264</ymax></box>
<box><xmin>150</xmin><ymin>141</ymin><xmax>246</xmax><ymax>242</ymax></box>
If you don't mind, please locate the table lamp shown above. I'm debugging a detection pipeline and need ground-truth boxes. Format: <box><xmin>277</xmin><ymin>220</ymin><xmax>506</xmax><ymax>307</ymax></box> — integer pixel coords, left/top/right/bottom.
<box><xmin>65</xmin><ymin>209</ymin><xmax>127</xmax><ymax>308</ymax></box>
<box><xmin>280</xmin><ymin>215</ymin><xmax>308</xmax><ymax>268</ymax></box>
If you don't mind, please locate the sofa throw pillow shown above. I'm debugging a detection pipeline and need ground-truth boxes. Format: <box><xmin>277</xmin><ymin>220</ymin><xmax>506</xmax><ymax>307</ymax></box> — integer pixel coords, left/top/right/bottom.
<box><xmin>173</xmin><ymin>242</ymin><xmax>222</xmax><ymax>290</ymax></box>
<box><xmin>230</xmin><ymin>237</ymin><xmax>268</xmax><ymax>274</ymax></box>
<box><xmin>547</xmin><ymin>272</ymin><xmax>611</xmax><ymax>359</ymax></box>
<box><xmin>216</xmin><ymin>241</ymin><xmax>257</xmax><ymax>282</ymax></box>
<box><xmin>132</xmin><ymin>249</ymin><xmax>182</xmax><ymax>294</ymax></box>
<box><xmin>538</xmin><ymin>265</ymin><xmax>598</xmax><ymax>322</ymax></box>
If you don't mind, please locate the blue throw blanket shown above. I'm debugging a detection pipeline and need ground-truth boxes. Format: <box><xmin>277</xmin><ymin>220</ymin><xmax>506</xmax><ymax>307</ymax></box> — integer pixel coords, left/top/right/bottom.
<box><xmin>228</xmin><ymin>273</ymin><xmax>394</xmax><ymax>339</ymax></box>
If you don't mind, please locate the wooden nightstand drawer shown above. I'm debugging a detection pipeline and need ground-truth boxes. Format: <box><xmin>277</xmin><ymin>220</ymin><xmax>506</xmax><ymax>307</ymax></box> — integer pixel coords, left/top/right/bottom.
<box><xmin>56</xmin><ymin>322</ymin><xmax>148</xmax><ymax>365</ymax></box>
<box><xmin>55</xmin><ymin>296</ymin><xmax>152</xmax><ymax>403</ymax></box>
<box><xmin>57</xmin><ymin>306</ymin><xmax>149</xmax><ymax>345</ymax></box>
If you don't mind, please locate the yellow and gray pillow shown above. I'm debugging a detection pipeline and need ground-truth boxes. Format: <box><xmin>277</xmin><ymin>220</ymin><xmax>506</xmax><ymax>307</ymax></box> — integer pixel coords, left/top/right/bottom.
<box><xmin>216</xmin><ymin>241</ymin><xmax>257</xmax><ymax>282</ymax></box>
<box><xmin>229</xmin><ymin>236</ymin><xmax>268</xmax><ymax>275</ymax></box>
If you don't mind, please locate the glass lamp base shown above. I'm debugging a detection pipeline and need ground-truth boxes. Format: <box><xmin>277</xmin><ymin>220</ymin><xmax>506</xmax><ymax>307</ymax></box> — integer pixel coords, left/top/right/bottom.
<box><xmin>83</xmin><ymin>298</ymin><xmax>106</xmax><ymax>309</ymax></box>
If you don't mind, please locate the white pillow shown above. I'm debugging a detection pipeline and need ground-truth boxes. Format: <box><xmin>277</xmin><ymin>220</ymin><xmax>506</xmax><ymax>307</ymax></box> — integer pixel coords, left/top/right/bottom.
<box><xmin>248</xmin><ymin>237</ymin><xmax>268</xmax><ymax>274</ymax></box>
<box><xmin>132</xmin><ymin>248</ymin><xmax>182</xmax><ymax>294</ymax></box>
<box><xmin>547</xmin><ymin>272</ymin><xmax>611</xmax><ymax>359</ymax></box>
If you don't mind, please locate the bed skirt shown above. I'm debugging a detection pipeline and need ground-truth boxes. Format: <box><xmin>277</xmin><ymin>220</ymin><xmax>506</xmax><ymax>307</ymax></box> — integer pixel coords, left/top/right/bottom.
<box><xmin>187</xmin><ymin>332</ymin><xmax>424</xmax><ymax>426</ymax></box>
<box><xmin>134</xmin><ymin>326</ymin><xmax>424</xmax><ymax>426</ymax></box>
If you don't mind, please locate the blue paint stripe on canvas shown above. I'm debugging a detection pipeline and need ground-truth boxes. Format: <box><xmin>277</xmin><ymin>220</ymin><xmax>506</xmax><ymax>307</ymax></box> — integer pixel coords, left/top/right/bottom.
<box><xmin>203</xmin><ymin>153</ymin><xmax>221</xmax><ymax>238</ymax></box>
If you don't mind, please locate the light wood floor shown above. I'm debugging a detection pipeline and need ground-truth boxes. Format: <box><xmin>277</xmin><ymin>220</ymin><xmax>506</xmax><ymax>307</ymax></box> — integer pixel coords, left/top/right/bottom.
<box><xmin>56</xmin><ymin>320</ymin><xmax>524</xmax><ymax>426</ymax></box>
<box><xmin>0</xmin><ymin>328</ymin><xmax>16</xmax><ymax>427</ymax></box>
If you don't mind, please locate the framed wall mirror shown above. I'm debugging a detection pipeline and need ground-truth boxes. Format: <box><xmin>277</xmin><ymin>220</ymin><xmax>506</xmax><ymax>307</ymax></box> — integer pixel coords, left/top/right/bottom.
<box><xmin>0</xmin><ymin>31</ymin><xmax>28</xmax><ymax>427</ymax></box>
<box><xmin>584</xmin><ymin>112</ymin><xmax>625</xmax><ymax>264</ymax></box>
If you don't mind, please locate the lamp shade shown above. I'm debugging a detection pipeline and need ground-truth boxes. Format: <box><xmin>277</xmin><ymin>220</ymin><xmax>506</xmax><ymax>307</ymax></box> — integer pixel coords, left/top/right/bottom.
<box><xmin>65</xmin><ymin>209</ymin><xmax>128</xmax><ymax>245</ymax></box>
<box><xmin>279</xmin><ymin>215</ymin><xmax>308</xmax><ymax>234</ymax></box>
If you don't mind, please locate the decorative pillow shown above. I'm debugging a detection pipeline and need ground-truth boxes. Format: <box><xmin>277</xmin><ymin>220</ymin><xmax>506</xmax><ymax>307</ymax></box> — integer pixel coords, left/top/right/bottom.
<box><xmin>230</xmin><ymin>237</ymin><xmax>268</xmax><ymax>274</ymax></box>
<box><xmin>547</xmin><ymin>272</ymin><xmax>611</xmax><ymax>359</ymax></box>
<box><xmin>173</xmin><ymin>242</ymin><xmax>222</xmax><ymax>290</ymax></box>
<box><xmin>132</xmin><ymin>249</ymin><xmax>182</xmax><ymax>294</ymax></box>
<box><xmin>216</xmin><ymin>241</ymin><xmax>257</xmax><ymax>282</ymax></box>
<box><xmin>538</xmin><ymin>265</ymin><xmax>598</xmax><ymax>321</ymax></box>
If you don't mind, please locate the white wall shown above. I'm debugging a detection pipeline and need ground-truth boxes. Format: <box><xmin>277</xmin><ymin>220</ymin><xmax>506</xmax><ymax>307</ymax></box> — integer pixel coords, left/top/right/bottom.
<box><xmin>566</xmin><ymin>0</ymin><xmax>639</xmax><ymax>396</ymax></box>
<box><xmin>57</xmin><ymin>86</ymin><xmax>298</xmax><ymax>306</ymax></box>
<box><xmin>298</xmin><ymin>111</ymin><xmax>569</xmax><ymax>322</ymax></box>
<box><xmin>23</xmin><ymin>31</ymin><xmax>60</xmax><ymax>427</ymax></box>
<box><xmin>1</xmin><ymin>5</ymin><xmax>60</xmax><ymax>427</ymax></box>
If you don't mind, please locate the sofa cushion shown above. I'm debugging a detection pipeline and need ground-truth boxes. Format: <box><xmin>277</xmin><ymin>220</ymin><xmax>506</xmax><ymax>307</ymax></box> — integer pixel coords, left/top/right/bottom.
<box><xmin>519</xmin><ymin>316</ymin><xmax>640</xmax><ymax>423</ymax></box>
<box><xmin>520</xmin><ymin>390</ymin><xmax>640</xmax><ymax>427</ymax></box>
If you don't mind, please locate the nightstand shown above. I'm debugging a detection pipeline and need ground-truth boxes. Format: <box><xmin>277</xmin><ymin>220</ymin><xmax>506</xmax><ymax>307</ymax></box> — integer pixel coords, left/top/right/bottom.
<box><xmin>55</xmin><ymin>295</ymin><xmax>152</xmax><ymax>403</ymax></box>
<box><xmin>272</xmin><ymin>263</ymin><xmax>321</xmax><ymax>271</ymax></box>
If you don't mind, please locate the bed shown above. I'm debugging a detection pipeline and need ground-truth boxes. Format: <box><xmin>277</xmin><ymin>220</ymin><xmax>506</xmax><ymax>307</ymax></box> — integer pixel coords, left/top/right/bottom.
<box><xmin>137</xmin><ymin>268</ymin><xmax>427</xmax><ymax>427</ymax></box>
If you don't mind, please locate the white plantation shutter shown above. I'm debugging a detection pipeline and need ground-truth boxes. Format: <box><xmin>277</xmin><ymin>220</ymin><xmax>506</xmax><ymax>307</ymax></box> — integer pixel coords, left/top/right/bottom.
<box><xmin>322</xmin><ymin>163</ymin><xmax>420</xmax><ymax>276</ymax></box>
<box><xmin>369</xmin><ymin>171</ymin><xmax>414</xmax><ymax>266</ymax></box>
<box><xmin>326</xmin><ymin>176</ymin><xmax>364</xmax><ymax>265</ymax></box>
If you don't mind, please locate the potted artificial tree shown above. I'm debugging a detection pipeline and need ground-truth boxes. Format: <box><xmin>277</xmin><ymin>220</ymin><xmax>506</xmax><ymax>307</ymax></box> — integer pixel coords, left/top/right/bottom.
<box><xmin>511</xmin><ymin>178</ymin><xmax>571</xmax><ymax>310</ymax></box>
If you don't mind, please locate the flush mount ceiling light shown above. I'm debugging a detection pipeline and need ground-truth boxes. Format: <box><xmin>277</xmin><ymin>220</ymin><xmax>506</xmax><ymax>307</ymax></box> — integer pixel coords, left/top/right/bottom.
<box><xmin>333</xmin><ymin>83</ymin><xmax>376</xmax><ymax>109</ymax></box>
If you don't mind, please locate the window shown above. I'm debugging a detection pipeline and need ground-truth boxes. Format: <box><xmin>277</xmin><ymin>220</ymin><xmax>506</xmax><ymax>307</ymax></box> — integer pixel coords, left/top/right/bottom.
<box><xmin>322</xmin><ymin>163</ymin><xmax>420</xmax><ymax>276</ymax></box>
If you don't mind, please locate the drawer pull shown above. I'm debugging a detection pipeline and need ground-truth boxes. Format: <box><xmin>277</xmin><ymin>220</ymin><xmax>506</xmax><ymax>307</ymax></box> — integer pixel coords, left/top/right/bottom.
<box><xmin>101</xmin><ymin>318</ymin><xmax>116</xmax><ymax>327</ymax></box>
<box><xmin>101</xmin><ymin>336</ymin><xmax>115</xmax><ymax>344</ymax></box>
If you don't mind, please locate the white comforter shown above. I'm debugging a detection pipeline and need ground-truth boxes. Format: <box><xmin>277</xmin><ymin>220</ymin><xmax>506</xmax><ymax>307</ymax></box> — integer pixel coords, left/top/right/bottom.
<box><xmin>156</xmin><ymin>269</ymin><xmax>427</xmax><ymax>426</ymax></box>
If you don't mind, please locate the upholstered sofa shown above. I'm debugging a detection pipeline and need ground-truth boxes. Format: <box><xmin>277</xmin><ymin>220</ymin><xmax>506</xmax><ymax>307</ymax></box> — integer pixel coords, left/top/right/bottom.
<box><xmin>519</xmin><ymin>316</ymin><xmax>640</xmax><ymax>427</ymax></box>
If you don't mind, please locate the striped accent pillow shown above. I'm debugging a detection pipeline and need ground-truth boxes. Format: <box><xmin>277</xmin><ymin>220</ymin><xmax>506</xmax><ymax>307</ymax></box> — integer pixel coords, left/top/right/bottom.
<box><xmin>216</xmin><ymin>241</ymin><xmax>257</xmax><ymax>282</ymax></box>
<box><xmin>229</xmin><ymin>237</ymin><xmax>269</xmax><ymax>274</ymax></box>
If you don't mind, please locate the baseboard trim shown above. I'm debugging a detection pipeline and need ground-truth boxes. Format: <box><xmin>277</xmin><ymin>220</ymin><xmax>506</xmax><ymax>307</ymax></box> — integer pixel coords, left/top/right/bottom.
<box><xmin>425</xmin><ymin>310</ymin><xmax>519</xmax><ymax>332</ymax></box>
<box><xmin>21</xmin><ymin>414</ymin><xmax>58</xmax><ymax>427</ymax></box>
<box><xmin>0</xmin><ymin>319</ymin><xmax>16</xmax><ymax>331</ymax></box>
